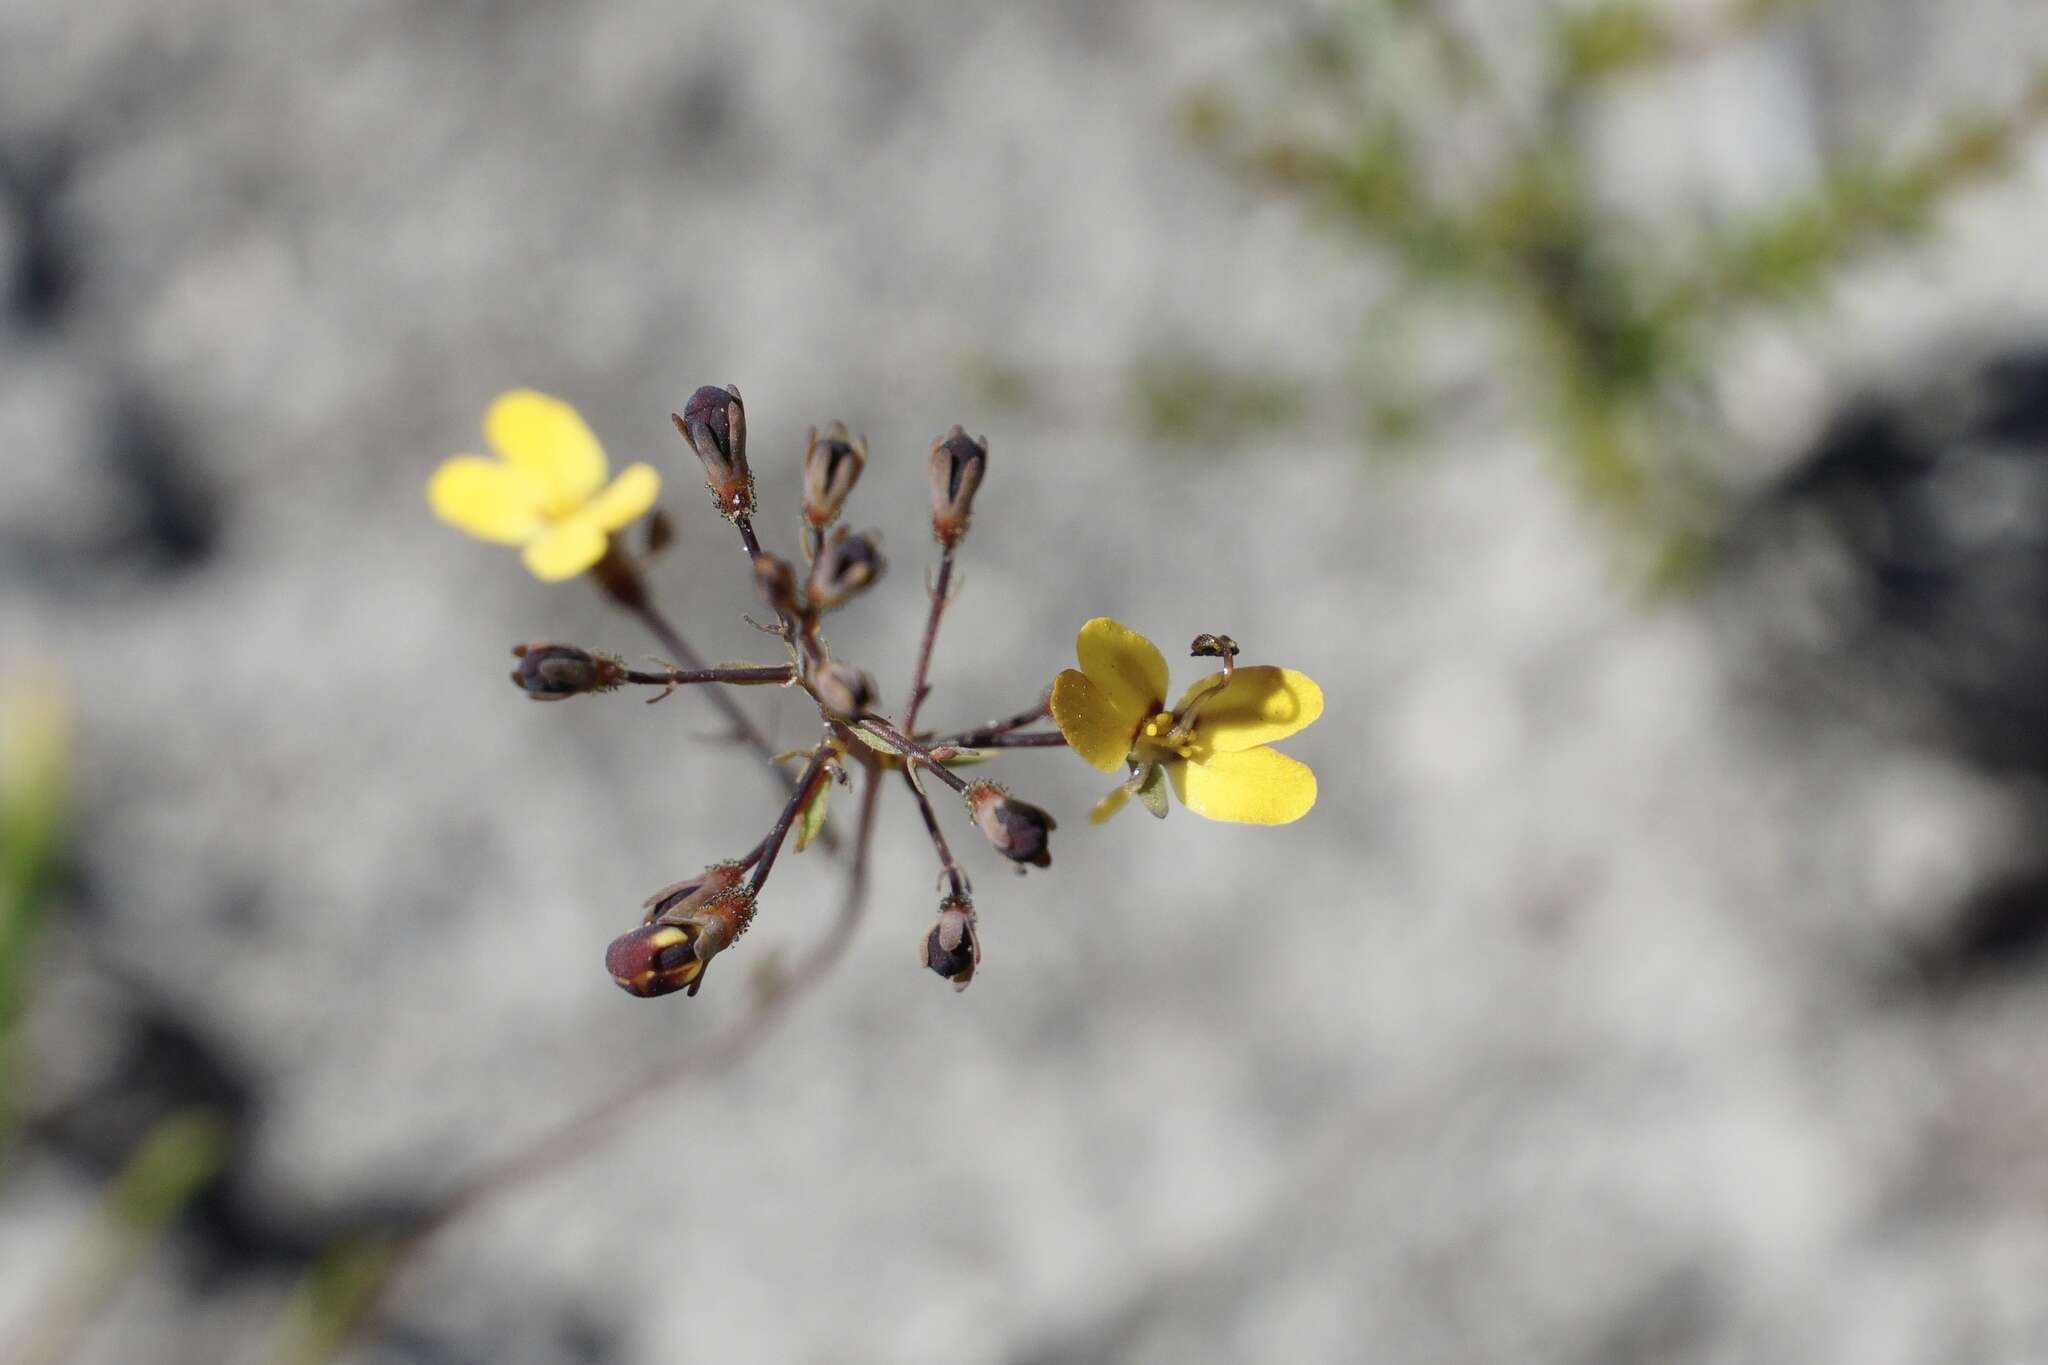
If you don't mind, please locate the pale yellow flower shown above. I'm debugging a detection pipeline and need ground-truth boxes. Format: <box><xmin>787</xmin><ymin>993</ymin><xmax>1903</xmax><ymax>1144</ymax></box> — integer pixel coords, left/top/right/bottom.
<box><xmin>427</xmin><ymin>390</ymin><xmax>660</xmax><ymax>582</ymax></box>
<box><xmin>1050</xmin><ymin>618</ymin><xmax>1322</xmax><ymax>826</ymax></box>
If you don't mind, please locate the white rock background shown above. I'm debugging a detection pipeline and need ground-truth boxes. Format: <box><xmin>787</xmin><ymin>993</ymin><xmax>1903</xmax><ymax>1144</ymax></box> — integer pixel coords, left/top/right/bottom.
<box><xmin>3</xmin><ymin>1</ymin><xmax>2048</xmax><ymax>1362</ymax></box>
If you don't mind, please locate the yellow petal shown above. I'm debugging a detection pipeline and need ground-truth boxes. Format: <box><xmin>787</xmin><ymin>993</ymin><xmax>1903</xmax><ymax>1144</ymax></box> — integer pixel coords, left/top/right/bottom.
<box><xmin>583</xmin><ymin>462</ymin><xmax>661</xmax><ymax>532</ymax></box>
<box><xmin>1182</xmin><ymin>667</ymin><xmax>1324</xmax><ymax>753</ymax></box>
<box><xmin>427</xmin><ymin>456</ymin><xmax>546</xmax><ymax>544</ymax></box>
<box><xmin>485</xmin><ymin>390</ymin><xmax>607</xmax><ymax>509</ymax></box>
<box><xmin>1051</xmin><ymin>669</ymin><xmax>1139</xmax><ymax>773</ymax></box>
<box><xmin>1166</xmin><ymin>746</ymin><xmax>1317</xmax><ymax>825</ymax></box>
<box><xmin>1088</xmin><ymin>784</ymin><xmax>1132</xmax><ymax>824</ymax></box>
<box><xmin>1075</xmin><ymin>618</ymin><xmax>1168</xmax><ymax>725</ymax></box>
<box><xmin>519</xmin><ymin>517</ymin><xmax>608</xmax><ymax>582</ymax></box>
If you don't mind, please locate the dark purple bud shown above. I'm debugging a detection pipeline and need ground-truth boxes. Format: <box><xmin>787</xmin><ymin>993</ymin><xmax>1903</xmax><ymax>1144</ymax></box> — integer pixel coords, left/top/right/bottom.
<box><xmin>509</xmin><ymin>642</ymin><xmax>623</xmax><ymax>700</ymax></box>
<box><xmin>752</xmin><ymin>554</ymin><xmax>804</xmax><ymax>618</ymax></box>
<box><xmin>964</xmin><ymin>781</ymin><xmax>1055</xmax><ymax>869</ymax></box>
<box><xmin>806</xmin><ymin>526</ymin><xmax>885</xmax><ymax>609</ymax></box>
<box><xmin>671</xmin><ymin>383</ymin><xmax>754</xmax><ymax>519</ymax></box>
<box><xmin>812</xmin><ymin>660</ymin><xmax>876</xmax><ymax>718</ymax></box>
<box><xmin>801</xmin><ymin>422</ymin><xmax>866</xmax><ymax>528</ymax></box>
<box><xmin>919</xmin><ymin>896</ymin><xmax>980</xmax><ymax>991</ymax></box>
<box><xmin>927</xmin><ymin>426</ymin><xmax>988</xmax><ymax>547</ymax></box>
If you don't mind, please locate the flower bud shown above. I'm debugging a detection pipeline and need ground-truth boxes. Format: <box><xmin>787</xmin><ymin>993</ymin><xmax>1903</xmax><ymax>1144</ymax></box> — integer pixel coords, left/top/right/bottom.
<box><xmin>801</xmin><ymin>422</ymin><xmax>866</xmax><ymax>528</ymax></box>
<box><xmin>963</xmin><ymin>781</ymin><xmax>1055</xmax><ymax>869</ymax></box>
<box><xmin>509</xmin><ymin>643</ymin><xmax>624</xmax><ymax>701</ymax></box>
<box><xmin>806</xmin><ymin>526</ymin><xmax>886</xmax><ymax>610</ymax></box>
<box><xmin>641</xmin><ymin>860</ymin><xmax>747</xmax><ymax>923</ymax></box>
<box><xmin>752</xmin><ymin>553</ymin><xmax>804</xmax><ymax>618</ymax></box>
<box><xmin>812</xmin><ymin>660</ymin><xmax>876</xmax><ymax>718</ymax></box>
<box><xmin>927</xmin><ymin>426</ymin><xmax>987</xmax><ymax>547</ymax></box>
<box><xmin>605</xmin><ymin>921</ymin><xmax>707</xmax><ymax>998</ymax></box>
<box><xmin>607</xmin><ymin>886</ymin><xmax>755</xmax><ymax>999</ymax></box>
<box><xmin>672</xmin><ymin>383</ymin><xmax>754</xmax><ymax>520</ymax></box>
<box><xmin>919</xmin><ymin>895</ymin><xmax>980</xmax><ymax>991</ymax></box>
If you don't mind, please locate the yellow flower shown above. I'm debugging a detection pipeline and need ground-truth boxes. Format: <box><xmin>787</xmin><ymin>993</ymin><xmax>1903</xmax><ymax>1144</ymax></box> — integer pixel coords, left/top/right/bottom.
<box><xmin>427</xmin><ymin>390</ymin><xmax>661</xmax><ymax>582</ymax></box>
<box><xmin>1050</xmin><ymin>618</ymin><xmax>1322</xmax><ymax>826</ymax></box>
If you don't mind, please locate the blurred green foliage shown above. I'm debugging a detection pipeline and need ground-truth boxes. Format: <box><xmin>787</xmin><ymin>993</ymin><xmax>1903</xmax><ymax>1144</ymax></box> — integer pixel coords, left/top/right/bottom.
<box><xmin>10</xmin><ymin>1112</ymin><xmax>229</xmax><ymax>1365</ymax></box>
<box><xmin>1</xmin><ymin>688</ymin><xmax>237</xmax><ymax>1362</ymax></box>
<box><xmin>265</xmin><ymin>1235</ymin><xmax>402</xmax><ymax>1365</ymax></box>
<box><xmin>1</xmin><ymin>683</ymin><xmax>71</xmax><ymax>1144</ymax></box>
<box><xmin>1172</xmin><ymin>0</ymin><xmax>2048</xmax><ymax>578</ymax></box>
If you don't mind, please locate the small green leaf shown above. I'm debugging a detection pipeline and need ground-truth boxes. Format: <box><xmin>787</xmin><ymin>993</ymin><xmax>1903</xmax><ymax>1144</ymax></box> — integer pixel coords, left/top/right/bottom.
<box><xmin>794</xmin><ymin>781</ymin><xmax>829</xmax><ymax>853</ymax></box>
<box><xmin>937</xmin><ymin>748</ymin><xmax>989</xmax><ymax>767</ymax></box>
<box><xmin>1135</xmin><ymin>763</ymin><xmax>1170</xmax><ymax>819</ymax></box>
<box><xmin>849</xmin><ymin>725</ymin><xmax>902</xmax><ymax>757</ymax></box>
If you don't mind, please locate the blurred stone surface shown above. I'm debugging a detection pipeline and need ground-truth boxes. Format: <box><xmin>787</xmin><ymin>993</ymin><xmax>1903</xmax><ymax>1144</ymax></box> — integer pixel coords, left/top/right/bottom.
<box><xmin>3</xmin><ymin>1</ymin><xmax>2048</xmax><ymax>1363</ymax></box>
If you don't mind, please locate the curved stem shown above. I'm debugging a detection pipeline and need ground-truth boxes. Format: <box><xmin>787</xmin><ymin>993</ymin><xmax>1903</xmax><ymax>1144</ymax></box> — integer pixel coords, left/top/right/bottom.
<box><xmin>902</xmin><ymin>768</ymin><xmax>968</xmax><ymax>900</ymax></box>
<box><xmin>295</xmin><ymin>765</ymin><xmax>885</xmax><ymax>1362</ymax></box>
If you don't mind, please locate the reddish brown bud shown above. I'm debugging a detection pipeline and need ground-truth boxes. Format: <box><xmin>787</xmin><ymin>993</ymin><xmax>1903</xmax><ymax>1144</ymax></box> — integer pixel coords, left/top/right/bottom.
<box><xmin>812</xmin><ymin>660</ymin><xmax>877</xmax><ymax>718</ymax></box>
<box><xmin>964</xmin><ymin>781</ymin><xmax>1055</xmax><ymax>869</ymax></box>
<box><xmin>919</xmin><ymin>895</ymin><xmax>980</xmax><ymax>991</ymax></box>
<box><xmin>605</xmin><ymin>921</ymin><xmax>707</xmax><ymax>998</ymax></box>
<box><xmin>806</xmin><ymin>526</ymin><xmax>885</xmax><ymax>610</ymax></box>
<box><xmin>927</xmin><ymin>426</ymin><xmax>987</xmax><ymax>546</ymax></box>
<box><xmin>801</xmin><ymin>422</ymin><xmax>866</xmax><ymax>528</ymax></box>
<box><xmin>608</xmin><ymin>886</ymin><xmax>756</xmax><ymax>999</ymax></box>
<box><xmin>672</xmin><ymin>384</ymin><xmax>754</xmax><ymax>520</ymax></box>
<box><xmin>509</xmin><ymin>643</ymin><xmax>624</xmax><ymax>700</ymax></box>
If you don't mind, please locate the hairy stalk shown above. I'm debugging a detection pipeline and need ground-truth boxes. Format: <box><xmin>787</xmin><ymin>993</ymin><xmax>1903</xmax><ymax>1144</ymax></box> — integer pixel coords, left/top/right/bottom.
<box><xmin>621</xmin><ymin>664</ymin><xmax>796</xmax><ymax>689</ymax></box>
<box><xmin>900</xmin><ymin>544</ymin><xmax>954</xmax><ymax>734</ymax></box>
<box><xmin>293</xmin><ymin>765</ymin><xmax>885</xmax><ymax>1364</ymax></box>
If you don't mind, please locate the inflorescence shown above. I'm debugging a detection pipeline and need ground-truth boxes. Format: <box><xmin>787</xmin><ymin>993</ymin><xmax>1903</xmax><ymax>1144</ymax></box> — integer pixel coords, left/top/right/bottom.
<box><xmin>430</xmin><ymin>385</ymin><xmax>1323</xmax><ymax>997</ymax></box>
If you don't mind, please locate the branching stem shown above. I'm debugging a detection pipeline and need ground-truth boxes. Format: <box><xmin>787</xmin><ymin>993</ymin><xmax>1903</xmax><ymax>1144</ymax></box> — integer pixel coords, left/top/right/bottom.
<box><xmin>855</xmin><ymin>717</ymin><xmax>968</xmax><ymax>793</ymax></box>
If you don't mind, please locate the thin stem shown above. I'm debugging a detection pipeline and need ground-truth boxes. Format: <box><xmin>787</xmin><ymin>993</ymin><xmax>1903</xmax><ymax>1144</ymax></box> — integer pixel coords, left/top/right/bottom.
<box><xmin>902</xmin><ymin>768</ymin><xmax>968</xmax><ymax>900</ymax></box>
<box><xmin>940</xmin><ymin>731</ymin><xmax>1067</xmax><ymax>749</ymax></box>
<box><xmin>634</xmin><ymin>601</ymin><xmax>794</xmax><ymax>777</ymax></box>
<box><xmin>302</xmin><ymin>765</ymin><xmax>885</xmax><ymax>1362</ymax></box>
<box><xmin>620</xmin><ymin>664</ymin><xmax>795</xmax><ymax>688</ymax></box>
<box><xmin>736</xmin><ymin>515</ymin><xmax>765</xmax><ymax>560</ymax></box>
<box><xmin>855</xmin><ymin>717</ymin><xmax>968</xmax><ymax>793</ymax></box>
<box><xmin>900</xmin><ymin>544</ymin><xmax>954</xmax><ymax>735</ymax></box>
<box><xmin>928</xmin><ymin>691</ymin><xmax>1050</xmax><ymax>747</ymax></box>
<box><xmin>748</xmin><ymin>745</ymin><xmax>833</xmax><ymax>893</ymax></box>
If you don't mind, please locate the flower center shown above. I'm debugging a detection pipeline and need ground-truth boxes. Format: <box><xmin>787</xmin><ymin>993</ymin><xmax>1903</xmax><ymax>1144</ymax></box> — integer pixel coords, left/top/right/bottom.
<box><xmin>1133</xmin><ymin>710</ymin><xmax>1197</xmax><ymax>761</ymax></box>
